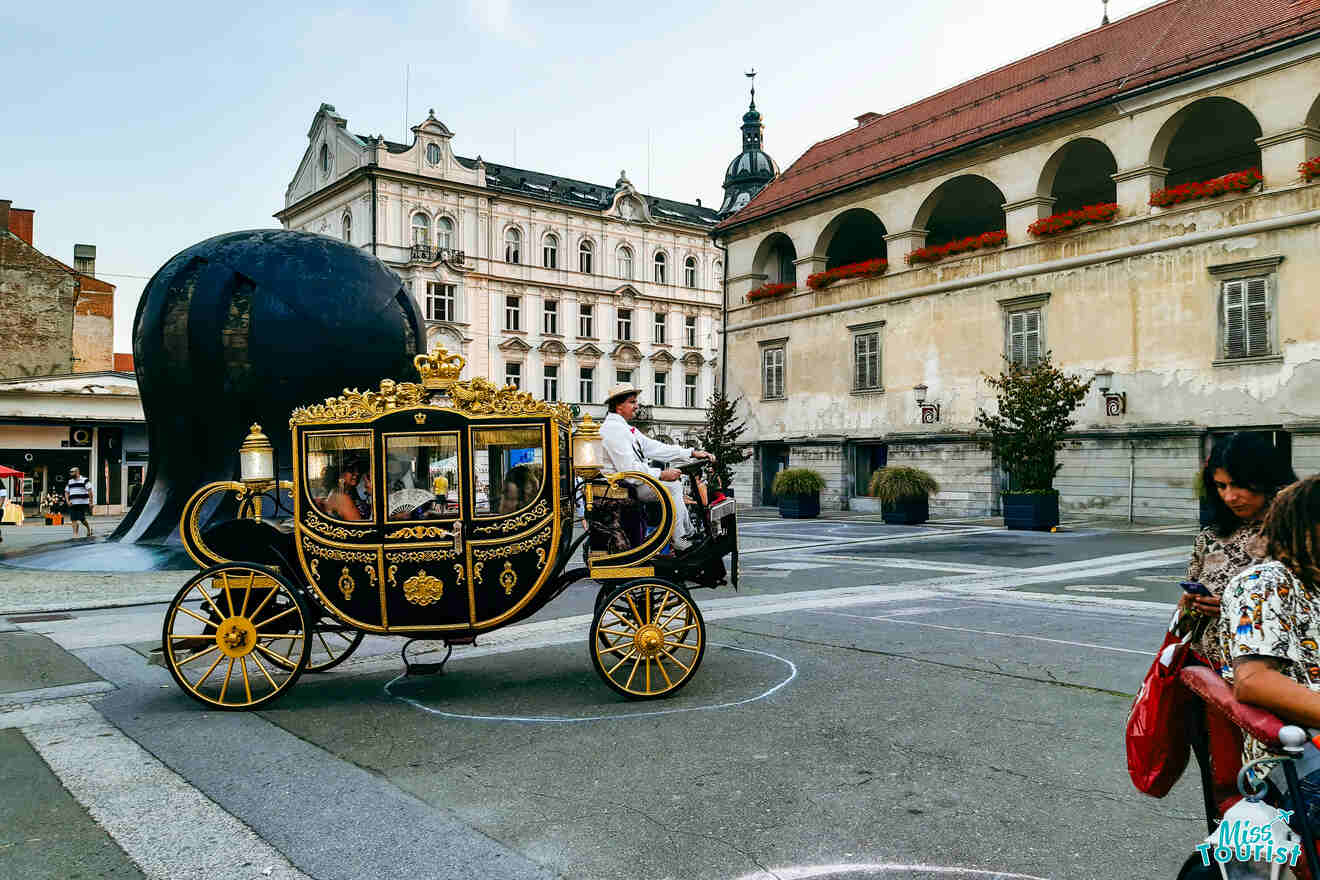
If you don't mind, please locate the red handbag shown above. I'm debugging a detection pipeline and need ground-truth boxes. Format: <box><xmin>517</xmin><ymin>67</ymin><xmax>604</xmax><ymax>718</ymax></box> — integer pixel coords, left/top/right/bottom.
<box><xmin>1126</xmin><ymin>622</ymin><xmax>1196</xmax><ymax>797</ymax></box>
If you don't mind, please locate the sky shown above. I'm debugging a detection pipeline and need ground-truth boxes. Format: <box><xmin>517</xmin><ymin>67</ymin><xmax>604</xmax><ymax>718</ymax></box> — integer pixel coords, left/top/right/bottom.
<box><xmin>1</xmin><ymin>0</ymin><xmax>1165</xmax><ymax>353</ymax></box>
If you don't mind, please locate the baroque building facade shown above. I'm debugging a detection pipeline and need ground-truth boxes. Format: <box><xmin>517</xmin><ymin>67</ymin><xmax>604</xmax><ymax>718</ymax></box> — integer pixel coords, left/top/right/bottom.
<box><xmin>714</xmin><ymin>0</ymin><xmax>1320</xmax><ymax>518</ymax></box>
<box><xmin>276</xmin><ymin>106</ymin><xmax>723</xmax><ymax>443</ymax></box>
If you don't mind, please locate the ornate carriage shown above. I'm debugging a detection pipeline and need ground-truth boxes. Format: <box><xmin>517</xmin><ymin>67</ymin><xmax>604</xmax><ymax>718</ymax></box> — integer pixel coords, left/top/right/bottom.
<box><xmin>161</xmin><ymin>347</ymin><xmax>739</xmax><ymax>710</ymax></box>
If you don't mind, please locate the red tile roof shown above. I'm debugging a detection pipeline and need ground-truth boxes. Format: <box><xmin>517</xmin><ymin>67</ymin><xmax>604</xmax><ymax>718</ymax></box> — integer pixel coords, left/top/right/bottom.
<box><xmin>717</xmin><ymin>0</ymin><xmax>1320</xmax><ymax>231</ymax></box>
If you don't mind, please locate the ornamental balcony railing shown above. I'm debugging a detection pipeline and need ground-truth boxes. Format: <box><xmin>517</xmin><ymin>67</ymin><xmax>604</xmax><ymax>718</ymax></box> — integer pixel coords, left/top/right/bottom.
<box><xmin>410</xmin><ymin>244</ymin><xmax>467</xmax><ymax>266</ymax></box>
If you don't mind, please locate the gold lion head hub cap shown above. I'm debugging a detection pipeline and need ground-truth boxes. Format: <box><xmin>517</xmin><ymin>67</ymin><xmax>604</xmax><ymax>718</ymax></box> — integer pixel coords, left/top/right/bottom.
<box><xmin>215</xmin><ymin>616</ymin><xmax>258</xmax><ymax>658</ymax></box>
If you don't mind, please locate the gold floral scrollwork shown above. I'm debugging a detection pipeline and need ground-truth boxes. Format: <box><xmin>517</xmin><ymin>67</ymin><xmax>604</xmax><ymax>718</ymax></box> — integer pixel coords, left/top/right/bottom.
<box><xmin>402</xmin><ymin>570</ymin><xmax>445</xmax><ymax>606</ymax></box>
<box><xmin>473</xmin><ymin>499</ymin><xmax>549</xmax><ymax>535</ymax></box>
<box><xmin>289</xmin><ymin>378</ymin><xmax>428</xmax><ymax>426</ymax></box>
<box><xmin>387</xmin><ymin>564</ymin><xmax>399</xmax><ymax>589</ymax></box>
<box><xmin>338</xmin><ymin>567</ymin><xmax>356</xmax><ymax>600</ymax></box>
<box><xmin>471</xmin><ymin>525</ymin><xmax>554</xmax><ymax>564</ymax></box>
<box><xmin>309</xmin><ymin>558</ymin><xmax>321</xmax><ymax>584</ymax></box>
<box><xmin>535</xmin><ymin>547</ymin><xmax>546</xmax><ymax>569</ymax></box>
<box><xmin>453</xmin><ymin>563</ymin><xmax>465</xmax><ymax>587</ymax></box>
<box><xmin>445</xmin><ymin>377</ymin><xmax>574</xmax><ymax>425</ymax></box>
<box><xmin>385</xmin><ymin>525</ymin><xmax>453</xmax><ymax>541</ymax></box>
<box><xmin>302</xmin><ymin>511</ymin><xmax>364</xmax><ymax>541</ymax></box>
<box><xmin>365</xmin><ymin>564</ymin><xmax>378</xmax><ymax>592</ymax></box>
<box><xmin>473</xmin><ymin>561</ymin><xmax>485</xmax><ymax>586</ymax></box>
<box><xmin>499</xmin><ymin>562</ymin><xmax>517</xmax><ymax>596</ymax></box>
<box><xmin>302</xmin><ymin>536</ymin><xmax>376</xmax><ymax>566</ymax></box>
<box><xmin>386</xmin><ymin>548</ymin><xmax>458</xmax><ymax>564</ymax></box>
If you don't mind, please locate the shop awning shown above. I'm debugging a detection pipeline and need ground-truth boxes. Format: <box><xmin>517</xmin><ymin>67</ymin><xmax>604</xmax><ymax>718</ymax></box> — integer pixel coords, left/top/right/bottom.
<box><xmin>0</xmin><ymin>465</ymin><xmax>25</xmax><ymax>477</ymax></box>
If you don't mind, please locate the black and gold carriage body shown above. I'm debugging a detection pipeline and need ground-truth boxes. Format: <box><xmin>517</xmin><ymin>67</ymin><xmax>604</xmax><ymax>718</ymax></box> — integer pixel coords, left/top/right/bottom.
<box><xmin>165</xmin><ymin>346</ymin><xmax>737</xmax><ymax>710</ymax></box>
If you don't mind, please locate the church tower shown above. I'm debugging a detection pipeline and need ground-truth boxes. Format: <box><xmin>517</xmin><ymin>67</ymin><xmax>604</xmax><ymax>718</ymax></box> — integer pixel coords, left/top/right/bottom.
<box><xmin>719</xmin><ymin>72</ymin><xmax>777</xmax><ymax>217</ymax></box>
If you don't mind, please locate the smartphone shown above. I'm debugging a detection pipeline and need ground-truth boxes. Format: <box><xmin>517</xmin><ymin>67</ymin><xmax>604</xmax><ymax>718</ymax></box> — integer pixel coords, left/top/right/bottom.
<box><xmin>1180</xmin><ymin>581</ymin><xmax>1212</xmax><ymax>597</ymax></box>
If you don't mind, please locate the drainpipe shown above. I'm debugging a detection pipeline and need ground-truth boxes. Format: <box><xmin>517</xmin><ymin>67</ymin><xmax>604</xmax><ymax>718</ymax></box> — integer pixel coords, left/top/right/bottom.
<box><xmin>712</xmin><ymin>234</ymin><xmax>729</xmax><ymax>394</ymax></box>
<box><xmin>1128</xmin><ymin>439</ymin><xmax>1136</xmax><ymax>524</ymax></box>
<box><xmin>369</xmin><ymin>171</ymin><xmax>378</xmax><ymax>256</ymax></box>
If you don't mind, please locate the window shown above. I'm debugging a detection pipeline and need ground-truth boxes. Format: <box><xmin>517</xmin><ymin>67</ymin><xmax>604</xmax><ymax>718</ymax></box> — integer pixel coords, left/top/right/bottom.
<box><xmin>579</xmin><ymin>239</ymin><xmax>594</xmax><ymax>274</ymax></box>
<box><xmin>342</xmin><ymin>212</ymin><xmax>352</xmax><ymax>243</ymax></box>
<box><xmin>617</xmin><ymin>308</ymin><xmax>632</xmax><ymax>341</ymax></box>
<box><xmin>654</xmin><ymin>252</ymin><xmax>667</xmax><ymax>283</ymax></box>
<box><xmin>505</xmin><ymin>295</ymin><xmax>521</xmax><ymax>331</ymax></box>
<box><xmin>471</xmin><ymin>426</ymin><xmax>544</xmax><ymax>517</ymax></box>
<box><xmin>543</xmin><ymin>364</ymin><xmax>559</xmax><ymax>401</ymax></box>
<box><xmin>684</xmin><ymin>315</ymin><xmax>697</xmax><ymax>347</ymax></box>
<box><xmin>504</xmin><ymin>227</ymin><xmax>521</xmax><ymax>264</ymax></box>
<box><xmin>762</xmin><ymin>346</ymin><xmax>785</xmax><ymax>399</ymax></box>
<box><xmin>618</xmin><ymin>246</ymin><xmax>633</xmax><ymax>279</ymax></box>
<box><xmin>684</xmin><ymin>374</ymin><xmax>698</xmax><ymax>408</ymax></box>
<box><xmin>319</xmin><ymin>143</ymin><xmax>330</xmax><ymax>175</ymax></box>
<box><xmin>654</xmin><ymin>312</ymin><xmax>667</xmax><ymax>344</ymax></box>
<box><xmin>579</xmin><ymin>304</ymin><xmax>594</xmax><ymax>337</ymax></box>
<box><xmin>653</xmin><ymin>372</ymin><xmax>668</xmax><ymax>406</ymax></box>
<box><xmin>853</xmin><ymin>331</ymin><xmax>881</xmax><ymax>390</ymax></box>
<box><xmin>579</xmin><ymin>366</ymin><xmax>594</xmax><ymax>403</ymax></box>
<box><xmin>504</xmin><ymin>362</ymin><xmax>521</xmax><ymax>389</ymax></box>
<box><xmin>436</xmin><ymin>217</ymin><xmax>453</xmax><ymax>250</ymax></box>
<box><xmin>304</xmin><ymin>431</ymin><xmax>372</xmax><ymax>522</ymax></box>
<box><xmin>425</xmin><ymin>282</ymin><xmax>455</xmax><ymax>322</ymax></box>
<box><xmin>543</xmin><ymin>233</ymin><xmax>558</xmax><ymax>269</ymax></box>
<box><xmin>411</xmin><ymin>213</ymin><xmax>431</xmax><ymax>246</ymax></box>
<box><xmin>1221</xmin><ymin>277</ymin><xmax>1271</xmax><ymax>360</ymax></box>
<box><xmin>1006</xmin><ymin>309</ymin><xmax>1042</xmax><ymax>367</ymax></box>
<box><xmin>616</xmin><ymin>369</ymin><xmax>633</xmax><ymax>385</ymax></box>
<box><xmin>543</xmin><ymin>300</ymin><xmax>558</xmax><ymax>335</ymax></box>
<box><xmin>684</xmin><ymin>256</ymin><xmax>697</xmax><ymax>288</ymax></box>
<box><xmin>383</xmin><ymin>432</ymin><xmax>460</xmax><ymax>519</ymax></box>
<box><xmin>426</xmin><ymin>142</ymin><xmax>442</xmax><ymax>165</ymax></box>
<box><xmin>714</xmin><ymin>260</ymin><xmax>723</xmax><ymax>283</ymax></box>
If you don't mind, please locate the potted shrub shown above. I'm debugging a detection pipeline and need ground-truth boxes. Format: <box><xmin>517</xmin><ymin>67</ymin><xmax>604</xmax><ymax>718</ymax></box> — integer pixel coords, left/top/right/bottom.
<box><xmin>772</xmin><ymin>468</ymin><xmax>825</xmax><ymax>519</ymax></box>
<box><xmin>976</xmin><ymin>353</ymin><xmax>1092</xmax><ymax>531</ymax></box>
<box><xmin>868</xmin><ymin>467</ymin><xmax>940</xmax><ymax>525</ymax></box>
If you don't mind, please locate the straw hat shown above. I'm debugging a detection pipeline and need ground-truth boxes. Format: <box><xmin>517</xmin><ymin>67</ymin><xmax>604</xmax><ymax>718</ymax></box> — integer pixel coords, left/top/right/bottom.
<box><xmin>604</xmin><ymin>381</ymin><xmax>642</xmax><ymax>407</ymax></box>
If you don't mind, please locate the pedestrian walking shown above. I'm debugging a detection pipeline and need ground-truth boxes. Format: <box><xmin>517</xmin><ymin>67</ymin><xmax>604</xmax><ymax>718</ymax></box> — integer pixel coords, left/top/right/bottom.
<box><xmin>65</xmin><ymin>466</ymin><xmax>95</xmax><ymax>538</ymax></box>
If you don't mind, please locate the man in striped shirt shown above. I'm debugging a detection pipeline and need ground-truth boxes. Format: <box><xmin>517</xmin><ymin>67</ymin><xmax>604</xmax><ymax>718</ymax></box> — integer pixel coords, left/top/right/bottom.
<box><xmin>65</xmin><ymin>466</ymin><xmax>94</xmax><ymax>538</ymax></box>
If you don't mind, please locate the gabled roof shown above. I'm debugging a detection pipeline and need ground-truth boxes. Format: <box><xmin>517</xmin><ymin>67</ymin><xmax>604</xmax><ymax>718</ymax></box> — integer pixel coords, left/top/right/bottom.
<box><xmin>718</xmin><ymin>0</ymin><xmax>1320</xmax><ymax>231</ymax></box>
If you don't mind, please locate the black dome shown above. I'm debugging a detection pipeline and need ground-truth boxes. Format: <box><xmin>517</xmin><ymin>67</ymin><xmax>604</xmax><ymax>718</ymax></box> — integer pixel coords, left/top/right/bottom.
<box><xmin>724</xmin><ymin>149</ymin><xmax>776</xmax><ymax>185</ymax></box>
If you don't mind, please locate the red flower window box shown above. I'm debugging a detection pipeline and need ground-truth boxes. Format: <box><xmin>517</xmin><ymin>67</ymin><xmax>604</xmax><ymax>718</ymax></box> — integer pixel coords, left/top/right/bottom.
<box><xmin>1300</xmin><ymin>157</ymin><xmax>1320</xmax><ymax>182</ymax></box>
<box><xmin>746</xmin><ymin>282</ymin><xmax>794</xmax><ymax>302</ymax></box>
<box><xmin>906</xmin><ymin>230</ymin><xmax>1007</xmax><ymax>265</ymax></box>
<box><xmin>1027</xmin><ymin>202</ymin><xmax>1118</xmax><ymax>238</ymax></box>
<box><xmin>1148</xmin><ymin>167</ymin><xmax>1262</xmax><ymax>208</ymax></box>
<box><xmin>805</xmin><ymin>258</ymin><xmax>889</xmax><ymax>291</ymax></box>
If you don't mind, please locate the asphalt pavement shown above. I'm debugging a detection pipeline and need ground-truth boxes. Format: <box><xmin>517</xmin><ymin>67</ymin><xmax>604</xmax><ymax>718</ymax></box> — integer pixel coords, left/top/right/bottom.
<box><xmin>0</xmin><ymin>514</ymin><xmax>1210</xmax><ymax>880</ymax></box>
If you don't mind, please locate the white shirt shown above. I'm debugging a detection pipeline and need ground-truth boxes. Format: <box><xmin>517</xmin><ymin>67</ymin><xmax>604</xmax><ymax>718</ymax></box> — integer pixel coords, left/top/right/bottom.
<box><xmin>600</xmin><ymin>412</ymin><xmax>692</xmax><ymax>480</ymax></box>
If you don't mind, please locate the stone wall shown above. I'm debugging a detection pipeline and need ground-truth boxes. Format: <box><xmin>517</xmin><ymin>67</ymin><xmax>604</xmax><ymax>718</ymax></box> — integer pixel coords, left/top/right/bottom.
<box><xmin>883</xmin><ymin>438</ymin><xmax>995</xmax><ymax>518</ymax></box>
<box><xmin>788</xmin><ymin>443</ymin><xmax>846</xmax><ymax>510</ymax></box>
<box><xmin>1055</xmin><ymin>432</ymin><xmax>1202</xmax><ymax>521</ymax></box>
<box><xmin>0</xmin><ymin>235</ymin><xmax>76</xmax><ymax>379</ymax></box>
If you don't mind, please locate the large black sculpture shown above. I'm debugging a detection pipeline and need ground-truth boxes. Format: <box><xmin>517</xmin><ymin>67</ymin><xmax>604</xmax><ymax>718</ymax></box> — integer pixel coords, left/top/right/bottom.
<box><xmin>114</xmin><ymin>229</ymin><xmax>424</xmax><ymax>544</ymax></box>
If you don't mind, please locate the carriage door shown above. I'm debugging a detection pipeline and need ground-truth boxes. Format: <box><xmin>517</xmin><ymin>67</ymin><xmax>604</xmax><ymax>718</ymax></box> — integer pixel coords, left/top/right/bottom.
<box><xmin>379</xmin><ymin>428</ymin><xmax>471</xmax><ymax>632</ymax></box>
<box><xmin>466</xmin><ymin>423</ymin><xmax>555</xmax><ymax>627</ymax></box>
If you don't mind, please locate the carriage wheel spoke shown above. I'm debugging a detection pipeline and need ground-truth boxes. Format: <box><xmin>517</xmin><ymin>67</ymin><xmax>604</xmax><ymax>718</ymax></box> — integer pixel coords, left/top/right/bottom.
<box><xmin>193</xmin><ymin>653</ymin><xmax>225</xmax><ymax>689</ymax></box>
<box><xmin>659</xmin><ymin>602</ymin><xmax>686</xmax><ymax>629</ymax></box>
<box><xmin>660</xmin><ymin>647</ymin><xmax>691</xmax><ymax>672</ymax></box>
<box><xmin>221</xmin><ymin>571</ymin><xmax>235</xmax><ymax>617</ymax></box>
<box><xmin>624</xmin><ymin>593</ymin><xmax>643</xmax><ymax>628</ymax></box>
<box><xmin>248</xmin><ymin>585</ymin><xmax>278</xmax><ymax>622</ymax></box>
<box><xmin>316</xmin><ymin>631</ymin><xmax>333</xmax><ymax>659</ymax></box>
<box><xmin>219</xmin><ymin>658</ymin><xmax>236</xmax><ymax>702</ymax></box>
<box><xmin>607</xmin><ymin>650</ymin><xmax>636</xmax><ymax>676</ymax></box>
<box><xmin>597</xmin><ymin>628</ymin><xmax>634</xmax><ymax>638</ymax></box>
<box><xmin>655</xmin><ymin>655</ymin><xmax>674</xmax><ymax>688</ymax></box>
<box><xmin>624</xmin><ymin>655</ymin><xmax>642</xmax><ymax>690</ymax></box>
<box><xmin>194</xmin><ymin>582</ymin><xmax>225</xmax><ymax>621</ymax></box>
<box><xmin>652</xmin><ymin>592</ymin><xmax>670</xmax><ymax>626</ymax></box>
<box><xmin>240</xmin><ymin>656</ymin><xmax>252</xmax><ymax>703</ymax></box>
<box><xmin>663</xmin><ymin>640</ymin><xmax>699</xmax><ymax>651</ymax></box>
<box><xmin>644</xmin><ymin>587</ymin><xmax>652</xmax><ymax>625</ymax></box>
<box><xmin>664</xmin><ymin>622</ymin><xmax>698</xmax><ymax>638</ymax></box>
<box><xmin>605</xmin><ymin>607</ymin><xmax>637</xmax><ymax>631</ymax></box>
<box><xmin>645</xmin><ymin>656</ymin><xmax>652</xmax><ymax>692</ymax></box>
<box><xmin>239</xmin><ymin>572</ymin><xmax>254</xmax><ymax>617</ymax></box>
<box><xmin>255</xmin><ymin>606</ymin><xmax>297</xmax><ymax>628</ymax></box>
<box><xmin>249</xmin><ymin>651</ymin><xmax>279</xmax><ymax>690</ymax></box>
<box><xmin>176</xmin><ymin>644</ymin><xmax>219</xmax><ymax>666</ymax></box>
<box><xmin>176</xmin><ymin>606</ymin><xmax>214</xmax><ymax>627</ymax></box>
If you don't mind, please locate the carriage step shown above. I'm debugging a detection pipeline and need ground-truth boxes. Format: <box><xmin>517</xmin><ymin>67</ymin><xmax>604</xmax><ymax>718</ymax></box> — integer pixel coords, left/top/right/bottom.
<box><xmin>400</xmin><ymin>638</ymin><xmax>475</xmax><ymax>677</ymax></box>
<box><xmin>404</xmin><ymin>661</ymin><xmax>447</xmax><ymax>677</ymax></box>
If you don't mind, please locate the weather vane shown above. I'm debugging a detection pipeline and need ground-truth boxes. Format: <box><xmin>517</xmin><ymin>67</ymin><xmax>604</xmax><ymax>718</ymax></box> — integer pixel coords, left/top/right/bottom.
<box><xmin>746</xmin><ymin>68</ymin><xmax>757</xmax><ymax>106</ymax></box>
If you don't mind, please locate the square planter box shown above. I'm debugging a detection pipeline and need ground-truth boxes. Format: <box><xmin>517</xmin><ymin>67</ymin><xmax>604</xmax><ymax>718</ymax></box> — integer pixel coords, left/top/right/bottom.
<box><xmin>882</xmin><ymin>497</ymin><xmax>929</xmax><ymax>525</ymax></box>
<box><xmin>1002</xmin><ymin>493</ymin><xmax>1059</xmax><ymax>531</ymax></box>
<box><xmin>778</xmin><ymin>493</ymin><xmax>820</xmax><ymax>519</ymax></box>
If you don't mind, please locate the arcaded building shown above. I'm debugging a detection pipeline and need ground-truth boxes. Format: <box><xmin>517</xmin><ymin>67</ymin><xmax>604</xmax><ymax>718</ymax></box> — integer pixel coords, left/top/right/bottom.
<box><xmin>714</xmin><ymin>0</ymin><xmax>1320</xmax><ymax>519</ymax></box>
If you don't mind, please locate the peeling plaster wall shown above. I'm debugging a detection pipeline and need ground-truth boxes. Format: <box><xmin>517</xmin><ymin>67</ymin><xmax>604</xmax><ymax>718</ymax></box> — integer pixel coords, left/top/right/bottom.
<box><xmin>0</xmin><ymin>235</ymin><xmax>77</xmax><ymax>379</ymax></box>
<box><xmin>72</xmin><ymin>291</ymin><xmax>114</xmax><ymax>372</ymax></box>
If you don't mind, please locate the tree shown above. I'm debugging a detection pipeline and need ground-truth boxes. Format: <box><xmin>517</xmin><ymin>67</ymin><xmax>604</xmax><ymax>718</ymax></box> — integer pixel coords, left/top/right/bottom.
<box><xmin>976</xmin><ymin>353</ymin><xmax>1093</xmax><ymax>493</ymax></box>
<box><xmin>697</xmin><ymin>390</ymin><xmax>752</xmax><ymax>489</ymax></box>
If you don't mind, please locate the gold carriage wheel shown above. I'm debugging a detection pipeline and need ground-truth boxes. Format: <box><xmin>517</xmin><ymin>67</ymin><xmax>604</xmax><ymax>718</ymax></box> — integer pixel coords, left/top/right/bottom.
<box><xmin>161</xmin><ymin>564</ymin><xmax>311</xmax><ymax>710</ymax></box>
<box><xmin>589</xmin><ymin>579</ymin><xmax>706</xmax><ymax>700</ymax></box>
<box><xmin>267</xmin><ymin>614</ymin><xmax>364</xmax><ymax>674</ymax></box>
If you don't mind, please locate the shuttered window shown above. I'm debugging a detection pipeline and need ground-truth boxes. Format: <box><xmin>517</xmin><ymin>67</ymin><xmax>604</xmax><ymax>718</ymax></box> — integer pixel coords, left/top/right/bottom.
<box><xmin>762</xmin><ymin>347</ymin><xmax>785</xmax><ymax>399</ymax></box>
<box><xmin>1222</xmin><ymin>278</ymin><xmax>1271</xmax><ymax>359</ymax></box>
<box><xmin>853</xmin><ymin>332</ymin><xmax>881</xmax><ymax>390</ymax></box>
<box><xmin>1007</xmin><ymin>309</ymin><xmax>1042</xmax><ymax>367</ymax></box>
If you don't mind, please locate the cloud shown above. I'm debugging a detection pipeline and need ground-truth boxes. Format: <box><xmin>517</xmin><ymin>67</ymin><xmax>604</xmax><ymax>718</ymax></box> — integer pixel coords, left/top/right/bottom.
<box><xmin>465</xmin><ymin>0</ymin><xmax>535</xmax><ymax>46</ymax></box>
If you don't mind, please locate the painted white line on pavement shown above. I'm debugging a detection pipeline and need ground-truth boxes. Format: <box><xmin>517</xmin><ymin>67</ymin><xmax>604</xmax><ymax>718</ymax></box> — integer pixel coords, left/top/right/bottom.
<box><xmin>20</xmin><ymin>701</ymin><xmax>311</xmax><ymax>880</ymax></box>
<box><xmin>806</xmin><ymin>555</ymin><xmax>1017</xmax><ymax>574</ymax></box>
<box><xmin>971</xmin><ymin>588</ymin><xmax>1177</xmax><ymax>615</ymax></box>
<box><xmin>740</xmin><ymin>526</ymin><xmax>1001</xmax><ymax>556</ymax></box>
<box><xmin>808</xmin><ymin>609</ymin><xmax>1150</xmax><ymax>656</ymax></box>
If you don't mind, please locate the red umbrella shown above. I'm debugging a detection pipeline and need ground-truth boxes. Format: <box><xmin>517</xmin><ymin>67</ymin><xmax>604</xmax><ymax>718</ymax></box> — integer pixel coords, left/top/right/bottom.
<box><xmin>0</xmin><ymin>465</ymin><xmax>23</xmax><ymax>477</ymax></box>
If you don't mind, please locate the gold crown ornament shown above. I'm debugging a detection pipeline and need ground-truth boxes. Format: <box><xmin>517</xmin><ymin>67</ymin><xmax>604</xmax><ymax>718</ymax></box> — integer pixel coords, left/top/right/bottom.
<box><xmin>414</xmin><ymin>346</ymin><xmax>466</xmax><ymax>390</ymax></box>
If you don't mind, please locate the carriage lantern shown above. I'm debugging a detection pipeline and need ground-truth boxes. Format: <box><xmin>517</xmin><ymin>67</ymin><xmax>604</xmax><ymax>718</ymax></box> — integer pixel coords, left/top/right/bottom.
<box><xmin>572</xmin><ymin>413</ymin><xmax>605</xmax><ymax>478</ymax></box>
<box><xmin>238</xmin><ymin>423</ymin><xmax>275</xmax><ymax>484</ymax></box>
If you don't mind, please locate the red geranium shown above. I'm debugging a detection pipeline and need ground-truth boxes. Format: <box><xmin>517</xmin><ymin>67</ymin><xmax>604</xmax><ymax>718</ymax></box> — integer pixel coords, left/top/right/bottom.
<box><xmin>746</xmin><ymin>281</ymin><xmax>794</xmax><ymax>302</ymax></box>
<box><xmin>1300</xmin><ymin>157</ymin><xmax>1320</xmax><ymax>182</ymax></box>
<box><xmin>1027</xmin><ymin>202</ymin><xmax>1118</xmax><ymax>238</ymax></box>
<box><xmin>805</xmin><ymin>258</ymin><xmax>889</xmax><ymax>290</ymax></box>
<box><xmin>906</xmin><ymin>230</ymin><xmax>1007</xmax><ymax>265</ymax></box>
<box><xmin>1149</xmin><ymin>167</ymin><xmax>1262</xmax><ymax>207</ymax></box>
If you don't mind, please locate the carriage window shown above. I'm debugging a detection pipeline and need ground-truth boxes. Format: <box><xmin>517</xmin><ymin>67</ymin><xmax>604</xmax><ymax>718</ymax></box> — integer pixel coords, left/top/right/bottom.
<box><xmin>472</xmin><ymin>426</ymin><xmax>544</xmax><ymax>517</ymax></box>
<box><xmin>383</xmin><ymin>433</ymin><xmax>460</xmax><ymax>521</ymax></box>
<box><xmin>305</xmin><ymin>432</ymin><xmax>373</xmax><ymax>522</ymax></box>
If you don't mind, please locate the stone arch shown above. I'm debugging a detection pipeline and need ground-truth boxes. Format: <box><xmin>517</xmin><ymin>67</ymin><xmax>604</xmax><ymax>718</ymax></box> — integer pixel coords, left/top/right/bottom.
<box><xmin>1149</xmin><ymin>97</ymin><xmax>1262</xmax><ymax>188</ymax></box>
<box><xmin>751</xmin><ymin>232</ymin><xmax>798</xmax><ymax>286</ymax></box>
<box><xmin>815</xmin><ymin>208</ymin><xmax>887</xmax><ymax>270</ymax></box>
<box><xmin>1037</xmin><ymin>137</ymin><xmax>1118</xmax><ymax>212</ymax></box>
<box><xmin>914</xmin><ymin>175</ymin><xmax>1006</xmax><ymax>248</ymax></box>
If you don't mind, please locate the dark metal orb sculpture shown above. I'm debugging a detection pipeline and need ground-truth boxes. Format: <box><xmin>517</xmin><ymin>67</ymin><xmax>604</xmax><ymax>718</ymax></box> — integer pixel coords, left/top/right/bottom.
<box><xmin>114</xmin><ymin>230</ymin><xmax>424</xmax><ymax>543</ymax></box>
